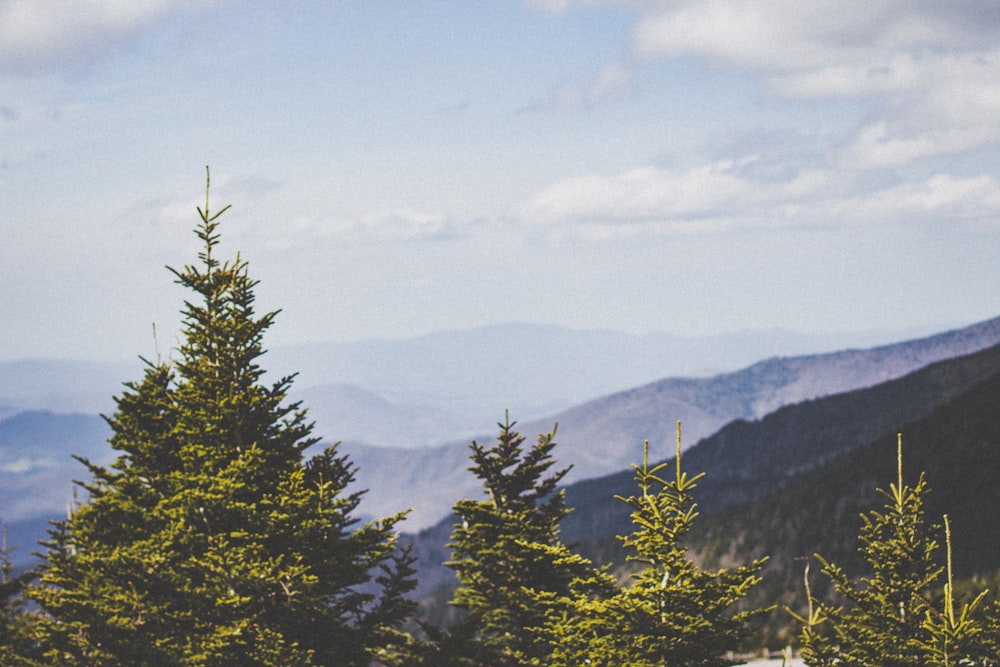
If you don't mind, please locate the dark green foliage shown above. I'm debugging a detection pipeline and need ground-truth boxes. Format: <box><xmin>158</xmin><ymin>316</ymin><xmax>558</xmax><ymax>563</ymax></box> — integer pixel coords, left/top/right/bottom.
<box><xmin>547</xmin><ymin>424</ymin><xmax>767</xmax><ymax>666</ymax></box>
<box><xmin>442</xmin><ymin>415</ymin><xmax>614</xmax><ymax>666</ymax></box>
<box><xmin>28</xmin><ymin>170</ymin><xmax>415</xmax><ymax>666</ymax></box>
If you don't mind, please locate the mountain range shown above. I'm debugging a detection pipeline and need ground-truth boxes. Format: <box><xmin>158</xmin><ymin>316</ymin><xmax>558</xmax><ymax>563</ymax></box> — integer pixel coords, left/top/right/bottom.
<box><xmin>2</xmin><ymin>316</ymin><xmax>1000</xmax><ymax>570</ymax></box>
<box><xmin>0</xmin><ymin>322</ymin><xmax>945</xmax><ymax>443</ymax></box>
<box><xmin>403</xmin><ymin>338</ymin><xmax>1000</xmax><ymax>605</ymax></box>
<box><xmin>685</xmin><ymin>365</ymin><xmax>1000</xmax><ymax>642</ymax></box>
<box><xmin>347</xmin><ymin>315</ymin><xmax>1000</xmax><ymax>528</ymax></box>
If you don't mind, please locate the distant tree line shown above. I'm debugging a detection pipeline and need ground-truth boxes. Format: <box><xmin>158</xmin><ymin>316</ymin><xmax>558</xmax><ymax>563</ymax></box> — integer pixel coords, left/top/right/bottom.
<box><xmin>2</xmin><ymin>173</ymin><xmax>999</xmax><ymax>665</ymax></box>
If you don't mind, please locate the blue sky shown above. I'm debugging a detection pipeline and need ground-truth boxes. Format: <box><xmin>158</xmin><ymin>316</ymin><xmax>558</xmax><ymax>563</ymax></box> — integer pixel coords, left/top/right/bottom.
<box><xmin>3</xmin><ymin>1</ymin><xmax>1000</xmax><ymax>361</ymax></box>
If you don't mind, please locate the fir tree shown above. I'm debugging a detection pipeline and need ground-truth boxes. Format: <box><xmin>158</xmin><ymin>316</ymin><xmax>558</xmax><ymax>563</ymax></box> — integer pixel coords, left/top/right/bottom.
<box><xmin>442</xmin><ymin>414</ymin><xmax>614</xmax><ymax>666</ymax></box>
<box><xmin>796</xmin><ymin>434</ymin><xmax>991</xmax><ymax>666</ymax></box>
<box><xmin>29</xmin><ymin>169</ymin><xmax>416</xmax><ymax>666</ymax></box>
<box><xmin>548</xmin><ymin>422</ymin><xmax>767</xmax><ymax>666</ymax></box>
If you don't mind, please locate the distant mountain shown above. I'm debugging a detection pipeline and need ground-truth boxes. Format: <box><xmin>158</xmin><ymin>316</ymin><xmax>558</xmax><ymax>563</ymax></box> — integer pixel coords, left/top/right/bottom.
<box><xmin>268</xmin><ymin>322</ymin><xmax>948</xmax><ymax>445</ymax></box>
<box><xmin>297</xmin><ymin>383</ymin><xmax>474</xmax><ymax>449</ymax></box>
<box><xmin>403</xmin><ymin>340</ymin><xmax>1000</xmax><ymax>602</ymax></box>
<box><xmin>2</xmin><ymin>322</ymin><xmax>931</xmax><ymax>447</ymax></box>
<box><xmin>351</xmin><ymin>315</ymin><xmax>1000</xmax><ymax>529</ymax></box>
<box><xmin>3</xmin><ymin>316</ymin><xmax>999</xmax><ymax>568</ymax></box>
<box><xmin>0</xmin><ymin>411</ymin><xmax>112</xmax><ymax>562</ymax></box>
<box><xmin>0</xmin><ymin>359</ymin><xmax>139</xmax><ymax>416</ymax></box>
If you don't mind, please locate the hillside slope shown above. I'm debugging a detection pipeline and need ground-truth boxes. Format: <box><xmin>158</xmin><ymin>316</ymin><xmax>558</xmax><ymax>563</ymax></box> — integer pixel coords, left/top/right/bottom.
<box><xmin>687</xmin><ymin>366</ymin><xmax>1000</xmax><ymax>634</ymax></box>
<box><xmin>406</xmin><ymin>340</ymin><xmax>1000</xmax><ymax>602</ymax></box>
<box><xmin>355</xmin><ymin>315</ymin><xmax>1000</xmax><ymax>529</ymax></box>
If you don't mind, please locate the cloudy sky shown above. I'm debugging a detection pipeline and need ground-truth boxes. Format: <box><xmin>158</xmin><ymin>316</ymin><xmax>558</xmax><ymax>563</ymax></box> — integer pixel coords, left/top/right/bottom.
<box><xmin>3</xmin><ymin>1</ymin><xmax>1000</xmax><ymax>361</ymax></box>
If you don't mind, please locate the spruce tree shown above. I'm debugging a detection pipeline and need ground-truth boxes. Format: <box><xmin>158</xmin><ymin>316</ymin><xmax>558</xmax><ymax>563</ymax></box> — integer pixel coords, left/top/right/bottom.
<box><xmin>797</xmin><ymin>434</ymin><xmax>990</xmax><ymax>666</ymax></box>
<box><xmin>548</xmin><ymin>423</ymin><xmax>767</xmax><ymax>666</ymax></box>
<box><xmin>29</xmin><ymin>169</ymin><xmax>416</xmax><ymax>666</ymax></box>
<box><xmin>442</xmin><ymin>414</ymin><xmax>614</xmax><ymax>666</ymax></box>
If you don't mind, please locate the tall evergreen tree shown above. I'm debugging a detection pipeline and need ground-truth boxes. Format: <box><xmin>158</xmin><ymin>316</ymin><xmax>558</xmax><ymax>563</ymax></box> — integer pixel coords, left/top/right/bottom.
<box><xmin>29</xmin><ymin>169</ymin><xmax>416</xmax><ymax>666</ymax></box>
<box><xmin>442</xmin><ymin>414</ymin><xmax>614</xmax><ymax>666</ymax></box>
<box><xmin>547</xmin><ymin>423</ymin><xmax>767</xmax><ymax>666</ymax></box>
<box><xmin>797</xmin><ymin>434</ymin><xmax>992</xmax><ymax>666</ymax></box>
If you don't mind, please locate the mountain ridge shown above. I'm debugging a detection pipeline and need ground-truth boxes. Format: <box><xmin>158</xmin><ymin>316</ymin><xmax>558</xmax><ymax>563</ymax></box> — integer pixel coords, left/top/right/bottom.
<box><xmin>348</xmin><ymin>314</ymin><xmax>1000</xmax><ymax>528</ymax></box>
<box><xmin>0</xmin><ymin>321</ymin><xmax>950</xmax><ymax>443</ymax></box>
<box><xmin>3</xmin><ymin>315</ymin><xmax>1000</xmax><ymax>567</ymax></box>
<box><xmin>404</xmin><ymin>340</ymin><xmax>1000</xmax><ymax>609</ymax></box>
<box><xmin>682</xmin><ymin>367</ymin><xmax>1000</xmax><ymax>642</ymax></box>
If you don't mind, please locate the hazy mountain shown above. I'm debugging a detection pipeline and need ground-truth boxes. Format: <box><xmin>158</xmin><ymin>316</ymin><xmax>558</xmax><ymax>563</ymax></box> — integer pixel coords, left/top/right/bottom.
<box><xmin>402</xmin><ymin>345</ymin><xmax>1000</xmax><ymax>593</ymax></box>
<box><xmin>0</xmin><ymin>410</ymin><xmax>112</xmax><ymax>561</ymax></box>
<box><xmin>268</xmin><ymin>322</ymin><xmax>949</xmax><ymax>443</ymax></box>
<box><xmin>2</xmin><ymin>316</ymin><xmax>999</xmax><ymax>567</ymax></box>
<box><xmin>0</xmin><ymin>359</ymin><xmax>140</xmax><ymax>416</ymax></box>
<box><xmin>1</xmin><ymin>323</ymin><xmax>930</xmax><ymax>445</ymax></box>
<box><xmin>2</xmin><ymin>322</ymin><xmax>942</xmax><ymax>449</ymax></box>
<box><xmin>297</xmin><ymin>383</ymin><xmax>474</xmax><ymax>449</ymax></box>
<box><xmin>349</xmin><ymin>315</ymin><xmax>1000</xmax><ymax>529</ymax></box>
<box><xmin>559</xmin><ymin>339</ymin><xmax>1000</xmax><ymax>546</ymax></box>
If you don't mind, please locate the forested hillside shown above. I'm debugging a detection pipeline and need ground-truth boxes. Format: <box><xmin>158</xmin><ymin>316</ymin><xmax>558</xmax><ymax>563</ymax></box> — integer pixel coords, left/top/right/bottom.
<box><xmin>404</xmin><ymin>341</ymin><xmax>1000</xmax><ymax>627</ymax></box>
<box><xmin>563</xmin><ymin>339</ymin><xmax>1000</xmax><ymax>544</ymax></box>
<box><xmin>348</xmin><ymin>314</ymin><xmax>1000</xmax><ymax>529</ymax></box>
<box><xmin>687</xmin><ymin>367</ymin><xmax>1000</xmax><ymax>643</ymax></box>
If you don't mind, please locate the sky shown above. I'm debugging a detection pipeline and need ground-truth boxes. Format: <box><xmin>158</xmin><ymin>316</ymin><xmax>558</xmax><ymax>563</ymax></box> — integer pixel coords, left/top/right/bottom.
<box><xmin>3</xmin><ymin>0</ymin><xmax>1000</xmax><ymax>362</ymax></box>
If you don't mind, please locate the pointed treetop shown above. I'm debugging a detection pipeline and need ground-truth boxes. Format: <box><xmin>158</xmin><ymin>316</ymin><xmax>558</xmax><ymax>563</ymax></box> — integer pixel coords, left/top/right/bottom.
<box><xmin>195</xmin><ymin>165</ymin><xmax>231</xmax><ymax>271</ymax></box>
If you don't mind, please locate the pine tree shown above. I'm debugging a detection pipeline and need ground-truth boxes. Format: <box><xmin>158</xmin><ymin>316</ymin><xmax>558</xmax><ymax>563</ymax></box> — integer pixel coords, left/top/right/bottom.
<box><xmin>442</xmin><ymin>414</ymin><xmax>614</xmax><ymax>666</ymax></box>
<box><xmin>29</xmin><ymin>169</ymin><xmax>417</xmax><ymax>666</ymax></box>
<box><xmin>548</xmin><ymin>422</ymin><xmax>767</xmax><ymax>666</ymax></box>
<box><xmin>796</xmin><ymin>434</ymin><xmax>990</xmax><ymax>666</ymax></box>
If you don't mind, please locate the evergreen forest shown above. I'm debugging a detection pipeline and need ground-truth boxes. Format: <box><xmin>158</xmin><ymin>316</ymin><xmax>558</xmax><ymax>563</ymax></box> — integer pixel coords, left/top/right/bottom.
<box><xmin>3</xmin><ymin>174</ymin><xmax>1000</xmax><ymax>666</ymax></box>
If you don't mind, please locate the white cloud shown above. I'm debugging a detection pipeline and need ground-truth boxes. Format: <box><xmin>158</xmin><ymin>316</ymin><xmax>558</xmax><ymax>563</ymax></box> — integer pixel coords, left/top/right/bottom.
<box><xmin>519</xmin><ymin>156</ymin><xmax>1000</xmax><ymax>236</ymax></box>
<box><xmin>627</xmin><ymin>2</ymin><xmax>1000</xmax><ymax>168</ymax></box>
<box><xmin>590</xmin><ymin>62</ymin><xmax>631</xmax><ymax>102</ymax></box>
<box><xmin>527</xmin><ymin>62</ymin><xmax>633</xmax><ymax>112</ymax></box>
<box><xmin>0</xmin><ymin>456</ymin><xmax>55</xmax><ymax>474</ymax></box>
<box><xmin>519</xmin><ymin>158</ymin><xmax>832</xmax><ymax>230</ymax></box>
<box><xmin>842</xmin><ymin>120</ymin><xmax>1000</xmax><ymax>169</ymax></box>
<box><xmin>263</xmin><ymin>208</ymin><xmax>458</xmax><ymax>249</ymax></box>
<box><xmin>631</xmin><ymin>1</ymin><xmax>997</xmax><ymax>74</ymax></box>
<box><xmin>833</xmin><ymin>173</ymin><xmax>1000</xmax><ymax>224</ymax></box>
<box><xmin>771</xmin><ymin>53</ymin><xmax>922</xmax><ymax>98</ymax></box>
<box><xmin>0</xmin><ymin>0</ymin><xmax>218</xmax><ymax>72</ymax></box>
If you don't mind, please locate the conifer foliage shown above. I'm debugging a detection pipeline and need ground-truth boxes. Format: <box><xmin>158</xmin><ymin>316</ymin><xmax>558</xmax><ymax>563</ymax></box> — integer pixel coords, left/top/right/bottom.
<box><xmin>441</xmin><ymin>415</ymin><xmax>614</xmax><ymax>666</ymax></box>
<box><xmin>29</xmin><ymin>170</ymin><xmax>416</xmax><ymax>666</ymax></box>
<box><xmin>547</xmin><ymin>423</ymin><xmax>767</xmax><ymax>666</ymax></box>
<box><xmin>797</xmin><ymin>434</ymin><xmax>994</xmax><ymax>666</ymax></box>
